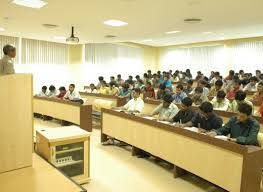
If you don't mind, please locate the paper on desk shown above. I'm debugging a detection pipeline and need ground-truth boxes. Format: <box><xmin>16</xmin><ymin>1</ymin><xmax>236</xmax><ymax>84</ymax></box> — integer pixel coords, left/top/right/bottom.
<box><xmin>184</xmin><ymin>127</ymin><xmax>199</xmax><ymax>133</ymax></box>
<box><xmin>215</xmin><ymin>135</ymin><xmax>229</xmax><ymax>141</ymax></box>
<box><xmin>143</xmin><ymin>116</ymin><xmax>156</xmax><ymax>120</ymax></box>
<box><xmin>114</xmin><ymin>109</ymin><xmax>123</xmax><ymax>112</ymax></box>
<box><xmin>157</xmin><ymin>120</ymin><xmax>171</xmax><ymax>124</ymax></box>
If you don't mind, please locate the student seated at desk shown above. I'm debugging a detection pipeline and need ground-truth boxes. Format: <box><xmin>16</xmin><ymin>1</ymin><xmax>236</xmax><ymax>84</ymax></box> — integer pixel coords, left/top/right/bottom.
<box><xmin>183</xmin><ymin>102</ymin><xmax>223</xmax><ymax>131</ymax></box>
<box><xmin>47</xmin><ymin>85</ymin><xmax>57</xmax><ymax>98</ymax></box>
<box><xmin>99</xmin><ymin>81</ymin><xmax>109</xmax><ymax>95</ymax></box>
<box><xmin>243</xmin><ymin>76</ymin><xmax>258</xmax><ymax>92</ymax></box>
<box><xmin>208</xmin><ymin>79</ymin><xmax>224</xmax><ymax>98</ymax></box>
<box><xmin>228</xmin><ymin>90</ymin><xmax>253</xmax><ymax>113</ymax></box>
<box><xmin>64</xmin><ymin>84</ymin><xmax>83</xmax><ymax>104</ymax></box>
<box><xmin>184</xmin><ymin>79</ymin><xmax>194</xmax><ymax>96</ymax></box>
<box><xmin>116</xmin><ymin>88</ymin><xmax>144</xmax><ymax>113</ymax></box>
<box><xmin>208</xmin><ymin>103</ymin><xmax>260</xmax><ymax>146</ymax></box>
<box><xmin>36</xmin><ymin>86</ymin><xmax>48</xmax><ymax>97</ymax></box>
<box><xmin>116</xmin><ymin>74</ymin><xmax>124</xmax><ymax>86</ymax></box>
<box><xmin>151</xmin><ymin>94</ymin><xmax>179</xmax><ymax>122</ymax></box>
<box><xmin>251</xmin><ymin>81</ymin><xmax>263</xmax><ymax>102</ymax></box>
<box><xmin>87</xmin><ymin>83</ymin><xmax>98</xmax><ymax>94</ymax></box>
<box><xmin>118</xmin><ymin>83</ymin><xmax>132</xmax><ymax>98</ymax></box>
<box><xmin>57</xmin><ymin>86</ymin><xmax>67</xmax><ymax>99</ymax></box>
<box><xmin>96</xmin><ymin>76</ymin><xmax>104</xmax><ymax>89</ymax></box>
<box><xmin>108</xmin><ymin>82</ymin><xmax>119</xmax><ymax>96</ymax></box>
<box><xmin>144</xmin><ymin>81</ymin><xmax>155</xmax><ymax>99</ymax></box>
<box><xmin>173</xmin><ymin>97</ymin><xmax>196</xmax><ymax>124</ymax></box>
<box><xmin>157</xmin><ymin>84</ymin><xmax>167</xmax><ymax>100</ymax></box>
<box><xmin>210</xmin><ymin>90</ymin><xmax>230</xmax><ymax>111</ymax></box>
<box><xmin>173</xmin><ymin>84</ymin><xmax>187</xmax><ymax>104</ymax></box>
<box><xmin>226</xmin><ymin>79</ymin><xmax>242</xmax><ymax>100</ymax></box>
<box><xmin>191</xmin><ymin>86</ymin><xmax>209</xmax><ymax>106</ymax></box>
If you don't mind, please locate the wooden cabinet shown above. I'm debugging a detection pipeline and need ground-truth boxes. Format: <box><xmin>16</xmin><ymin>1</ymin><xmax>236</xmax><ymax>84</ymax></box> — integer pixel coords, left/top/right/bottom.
<box><xmin>0</xmin><ymin>74</ymin><xmax>33</xmax><ymax>173</ymax></box>
<box><xmin>36</xmin><ymin>126</ymin><xmax>91</xmax><ymax>184</ymax></box>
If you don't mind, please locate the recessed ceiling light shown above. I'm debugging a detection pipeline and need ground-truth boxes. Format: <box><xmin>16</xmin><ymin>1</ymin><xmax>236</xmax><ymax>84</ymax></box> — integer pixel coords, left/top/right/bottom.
<box><xmin>184</xmin><ymin>18</ymin><xmax>202</xmax><ymax>24</ymax></box>
<box><xmin>103</xmin><ymin>20</ymin><xmax>128</xmax><ymax>27</ymax></box>
<box><xmin>202</xmin><ymin>31</ymin><xmax>213</xmax><ymax>34</ymax></box>
<box><xmin>12</xmin><ymin>0</ymin><xmax>47</xmax><ymax>9</ymax></box>
<box><xmin>42</xmin><ymin>24</ymin><xmax>59</xmax><ymax>28</ymax></box>
<box><xmin>166</xmin><ymin>31</ymin><xmax>181</xmax><ymax>34</ymax></box>
<box><xmin>54</xmin><ymin>36</ymin><xmax>67</xmax><ymax>40</ymax></box>
<box><xmin>0</xmin><ymin>27</ymin><xmax>5</xmax><ymax>32</ymax></box>
<box><xmin>143</xmin><ymin>39</ymin><xmax>153</xmax><ymax>42</ymax></box>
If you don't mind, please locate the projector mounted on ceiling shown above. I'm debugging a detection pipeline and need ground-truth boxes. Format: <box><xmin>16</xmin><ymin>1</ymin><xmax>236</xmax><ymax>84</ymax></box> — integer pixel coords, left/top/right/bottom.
<box><xmin>66</xmin><ymin>26</ymin><xmax>79</xmax><ymax>44</ymax></box>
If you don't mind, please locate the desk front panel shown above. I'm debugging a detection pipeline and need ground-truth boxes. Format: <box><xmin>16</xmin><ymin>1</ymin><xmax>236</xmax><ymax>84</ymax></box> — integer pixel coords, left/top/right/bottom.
<box><xmin>102</xmin><ymin>112</ymin><xmax>244</xmax><ymax>192</ymax></box>
<box><xmin>34</xmin><ymin>98</ymin><xmax>80</xmax><ymax>124</ymax></box>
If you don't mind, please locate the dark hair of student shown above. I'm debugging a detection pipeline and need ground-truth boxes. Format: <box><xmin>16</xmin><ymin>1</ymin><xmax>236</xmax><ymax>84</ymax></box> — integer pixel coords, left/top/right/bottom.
<box><xmin>256</xmin><ymin>70</ymin><xmax>261</xmax><ymax>73</ymax></box>
<box><xmin>163</xmin><ymin>94</ymin><xmax>174</xmax><ymax>103</ymax></box>
<box><xmin>102</xmin><ymin>80</ymin><xmax>107</xmax><ymax>86</ymax></box>
<box><xmin>70</xmin><ymin>84</ymin><xmax>75</xmax><ymax>88</ymax></box>
<box><xmin>129</xmin><ymin>75</ymin><xmax>133</xmax><ymax>79</ymax></box>
<box><xmin>199</xmin><ymin>102</ymin><xmax>213</xmax><ymax>113</ymax></box>
<box><xmin>90</xmin><ymin>83</ymin><xmax>95</xmax><ymax>87</ymax></box>
<box><xmin>147</xmin><ymin>70</ymin><xmax>151</xmax><ymax>73</ymax></box>
<box><xmin>214</xmin><ymin>72</ymin><xmax>220</xmax><ymax>76</ymax></box>
<box><xmin>229</xmin><ymin>70</ymin><xmax>235</xmax><ymax>76</ymax></box>
<box><xmin>250</xmin><ymin>76</ymin><xmax>258</xmax><ymax>82</ymax></box>
<box><xmin>176</xmin><ymin>84</ymin><xmax>184</xmax><ymax>90</ymax></box>
<box><xmin>49</xmin><ymin>85</ymin><xmax>56</xmax><ymax>91</ymax></box>
<box><xmin>203</xmin><ymin>77</ymin><xmax>209</xmax><ymax>82</ymax></box>
<box><xmin>215</xmin><ymin>80</ymin><xmax>223</xmax><ymax>87</ymax></box>
<box><xmin>238</xmin><ymin>103</ymin><xmax>252</xmax><ymax>116</ymax></box>
<box><xmin>234</xmin><ymin>79</ymin><xmax>241</xmax><ymax>85</ymax></box>
<box><xmin>135</xmin><ymin>75</ymin><xmax>140</xmax><ymax>79</ymax></box>
<box><xmin>217</xmin><ymin>90</ymin><xmax>226</xmax><ymax>99</ymax></box>
<box><xmin>117</xmin><ymin>74</ymin><xmax>121</xmax><ymax>78</ymax></box>
<box><xmin>109</xmin><ymin>82</ymin><xmax>116</xmax><ymax>87</ymax></box>
<box><xmin>143</xmin><ymin>73</ymin><xmax>148</xmax><ymax>78</ymax></box>
<box><xmin>235</xmin><ymin>90</ymin><xmax>246</xmax><ymax>101</ymax></box>
<box><xmin>182</xmin><ymin>97</ymin><xmax>193</xmax><ymax>107</ymax></box>
<box><xmin>3</xmin><ymin>44</ymin><xmax>16</xmax><ymax>55</ymax></box>
<box><xmin>122</xmin><ymin>83</ymin><xmax>129</xmax><ymax>89</ymax></box>
<box><xmin>187</xmin><ymin>79</ymin><xmax>193</xmax><ymax>85</ymax></box>
<box><xmin>42</xmin><ymin>86</ymin><xmax>47</xmax><ymax>90</ymax></box>
<box><xmin>146</xmin><ymin>81</ymin><xmax>152</xmax><ymax>85</ymax></box>
<box><xmin>59</xmin><ymin>86</ymin><xmax>66</xmax><ymax>91</ymax></box>
<box><xmin>110</xmin><ymin>76</ymin><xmax>115</xmax><ymax>80</ymax></box>
<box><xmin>133</xmin><ymin>88</ymin><xmax>141</xmax><ymax>94</ymax></box>
<box><xmin>98</xmin><ymin>76</ymin><xmax>104</xmax><ymax>81</ymax></box>
<box><xmin>195</xmin><ymin>86</ymin><xmax>203</xmax><ymax>93</ymax></box>
<box><xmin>239</xmin><ymin>70</ymin><xmax>244</xmax><ymax>74</ymax></box>
<box><xmin>186</xmin><ymin>69</ymin><xmax>190</xmax><ymax>73</ymax></box>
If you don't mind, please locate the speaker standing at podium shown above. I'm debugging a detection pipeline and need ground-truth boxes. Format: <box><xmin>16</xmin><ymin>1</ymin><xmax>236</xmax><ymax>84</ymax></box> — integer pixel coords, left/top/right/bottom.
<box><xmin>0</xmin><ymin>44</ymin><xmax>16</xmax><ymax>75</ymax></box>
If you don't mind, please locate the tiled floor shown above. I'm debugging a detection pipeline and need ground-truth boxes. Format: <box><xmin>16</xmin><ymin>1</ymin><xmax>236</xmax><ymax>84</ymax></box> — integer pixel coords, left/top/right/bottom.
<box><xmin>34</xmin><ymin>118</ymin><xmax>257</xmax><ymax>192</ymax></box>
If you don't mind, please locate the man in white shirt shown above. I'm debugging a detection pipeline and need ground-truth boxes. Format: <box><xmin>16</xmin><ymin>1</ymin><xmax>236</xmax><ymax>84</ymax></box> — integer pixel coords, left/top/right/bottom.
<box><xmin>243</xmin><ymin>76</ymin><xmax>258</xmax><ymax>92</ymax></box>
<box><xmin>0</xmin><ymin>44</ymin><xmax>16</xmax><ymax>75</ymax></box>
<box><xmin>210</xmin><ymin>90</ymin><xmax>230</xmax><ymax>111</ymax></box>
<box><xmin>64</xmin><ymin>84</ymin><xmax>81</xmax><ymax>101</ymax></box>
<box><xmin>122</xmin><ymin>88</ymin><xmax>144</xmax><ymax>113</ymax></box>
<box><xmin>36</xmin><ymin>86</ymin><xmax>48</xmax><ymax>97</ymax></box>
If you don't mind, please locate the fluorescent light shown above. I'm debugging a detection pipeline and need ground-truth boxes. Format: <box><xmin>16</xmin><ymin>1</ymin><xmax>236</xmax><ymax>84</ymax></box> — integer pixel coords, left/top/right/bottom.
<box><xmin>103</xmin><ymin>20</ymin><xmax>128</xmax><ymax>27</ymax></box>
<box><xmin>143</xmin><ymin>39</ymin><xmax>153</xmax><ymax>42</ymax></box>
<box><xmin>12</xmin><ymin>0</ymin><xmax>47</xmax><ymax>9</ymax></box>
<box><xmin>0</xmin><ymin>27</ymin><xmax>5</xmax><ymax>32</ymax></box>
<box><xmin>166</xmin><ymin>30</ymin><xmax>181</xmax><ymax>34</ymax></box>
<box><xmin>202</xmin><ymin>31</ymin><xmax>213</xmax><ymax>34</ymax></box>
<box><xmin>54</xmin><ymin>36</ymin><xmax>67</xmax><ymax>40</ymax></box>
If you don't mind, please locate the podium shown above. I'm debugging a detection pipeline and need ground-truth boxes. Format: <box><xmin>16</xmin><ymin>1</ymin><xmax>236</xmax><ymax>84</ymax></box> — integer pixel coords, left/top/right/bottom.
<box><xmin>0</xmin><ymin>74</ymin><xmax>33</xmax><ymax>173</ymax></box>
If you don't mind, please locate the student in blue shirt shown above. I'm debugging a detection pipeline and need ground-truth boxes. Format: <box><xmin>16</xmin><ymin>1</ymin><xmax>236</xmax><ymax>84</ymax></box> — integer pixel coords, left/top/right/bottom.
<box><xmin>173</xmin><ymin>84</ymin><xmax>187</xmax><ymax>104</ymax></box>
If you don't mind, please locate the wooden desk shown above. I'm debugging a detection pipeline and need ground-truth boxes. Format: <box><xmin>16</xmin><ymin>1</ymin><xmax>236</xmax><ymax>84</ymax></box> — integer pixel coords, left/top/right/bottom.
<box><xmin>80</xmin><ymin>92</ymin><xmax>127</xmax><ymax>108</ymax></box>
<box><xmin>34</xmin><ymin>97</ymin><xmax>92</xmax><ymax>132</ymax></box>
<box><xmin>101</xmin><ymin>109</ymin><xmax>263</xmax><ymax>192</ymax></box>
<box><xmin>143</xmin><ymin>99</ymin><xmax>263</xmax><ymax>132</ymax></box>
<box><xmin>0</xmin><ymin>153</ymin><xmax>86</xmax><ymax>192</ymax></box>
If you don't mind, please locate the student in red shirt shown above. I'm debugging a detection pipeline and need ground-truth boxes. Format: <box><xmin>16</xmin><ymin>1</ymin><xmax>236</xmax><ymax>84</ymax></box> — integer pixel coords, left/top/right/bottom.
<box><xmin>144</xmin><ymin>81</ymin><xmax>155</xmax><ymax>99</ymax></box>
<box><xmin>226</xmin><ymin>79</ymin><xmax>242</xmax><ymax>100</ymax></box>
<box><xmin>57</xmin><ymin>86</ymin><xmax>67</xmax><ymax>99</ymax></box>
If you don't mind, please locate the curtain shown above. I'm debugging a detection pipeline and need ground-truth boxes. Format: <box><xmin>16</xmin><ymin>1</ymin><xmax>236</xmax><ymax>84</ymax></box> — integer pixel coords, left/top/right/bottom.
<box><xmin>232</xmin><ymin>41</ymin><xmax>263</xmax><ymax>73</ymax></box>
<box><xmin>0</xmin><ymin>35</ymin><xmax>19</xmax><ymax>63</ymax></box>
<box><xmin>21</xmin><ymin>38</ymin><xmax>69</xmax><ymax>65</ymax></box>
<box><xmin>84</xmin><ymin>43</ymin><xmax>143</xmax><ymax>83</ymax></box>
<box><xmin>160</xmin><ymin>45</ymin><xmax>227</xmax><ymax>77</ymax></box>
